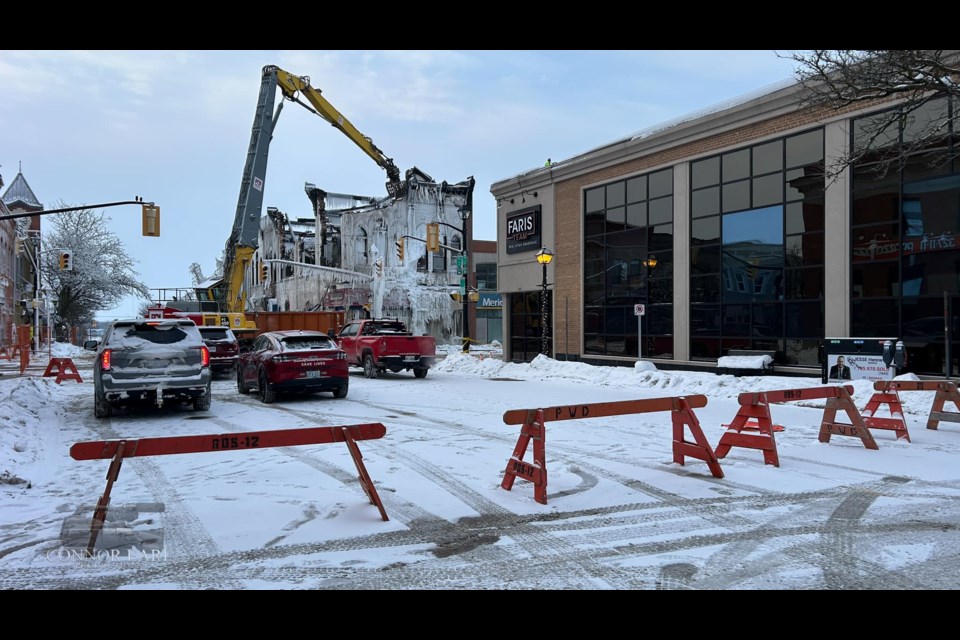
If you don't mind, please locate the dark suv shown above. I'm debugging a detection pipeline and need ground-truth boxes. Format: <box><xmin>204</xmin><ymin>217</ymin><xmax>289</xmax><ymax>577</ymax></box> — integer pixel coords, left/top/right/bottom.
<box><xmin>94</xmin><ymin>318</ymin><xmax>212</xmax><ymax>418</ymax></box>
<box><xmin>198</xmin><ymin>326</ymin><xmax>240</xmax><ymax>377</ymax></box>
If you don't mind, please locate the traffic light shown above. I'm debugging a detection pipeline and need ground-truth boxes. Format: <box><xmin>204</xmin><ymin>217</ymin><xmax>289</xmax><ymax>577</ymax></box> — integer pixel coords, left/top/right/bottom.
<box><xmin>427</xmin><ymin>223</ymin><xmax>440</xmax><ymax>252</ymax></box>
<box><xmin>59</xmin><ymin>251</ymin><xmax>73</xmax><ymax>271</ymax></box>
<box><xmin>260</xmin><ymin>263</ymin><xmax>268</xmax><ymax>281</ymax></box>
<box><xmin>396</xmin><ymin>237</ymin><xmax>404</xmax><ymax>262</ymax></box>
<box><xmin>142</xmin><ymin>204</ymin><xmax>160</xmax><ymax>237</ymax></box>
<box><xmin>15</xmin><ymin>237</ymin><xmax>23</xmax><ymax>256</ymax></box>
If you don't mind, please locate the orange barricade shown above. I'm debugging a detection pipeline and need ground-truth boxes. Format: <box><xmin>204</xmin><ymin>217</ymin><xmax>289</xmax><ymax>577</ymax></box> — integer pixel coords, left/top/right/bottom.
<box><xmin>870</xmin><ymin>381</ymin><xmax>960</xmax><ymax>431</ymax></box>
<box><xmin>43</xmin><ymin>358</ymin><xmax>83</xmax><ymax>384</ymax></box>
<box><xmin>17</xmin><ymin>325</ymin><xmax>30</xmax><ymax>373</ymax></box>
<box><xmin>861</xmin><ymin>381</ymin><xmax>910</xmax><ymax>441</ymax></box>
<box><xmin>71</xmin><ymin>423</ymin><xmax>389</xmax><ymax>556</ymax></box>
<box><xmin>716</xmin><ymin>385</ymin><xmax>877</xmax><ymax>467</ymax></box>
<box><xmin>862</xmin><ymin>380</ymin><xmax>960</xmax><ymax>432</ymax></box>
<box><xmin>501</xmin><ymin>395</ymin><xmax>721</xmax><ymax>505</ymax></box>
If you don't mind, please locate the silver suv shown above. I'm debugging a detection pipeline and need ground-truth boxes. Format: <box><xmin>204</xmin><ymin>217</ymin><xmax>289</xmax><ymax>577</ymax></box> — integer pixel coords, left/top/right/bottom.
<box><xmin>94</xmin><ymin>318</ymin><xmax>212</xmax><ymax>418</ymax></box>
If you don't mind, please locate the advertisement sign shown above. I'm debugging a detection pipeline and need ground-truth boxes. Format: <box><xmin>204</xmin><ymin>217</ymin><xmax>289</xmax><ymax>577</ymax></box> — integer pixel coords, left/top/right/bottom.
<box><xmin>823</xmin><ymin>337</ymin><xmax>897</xmax><ymax>384</ymax></box>
<box><xmin>505</xmin><ymin>205</ymin><xmax>541</xmax><ymax>254</ymax></box>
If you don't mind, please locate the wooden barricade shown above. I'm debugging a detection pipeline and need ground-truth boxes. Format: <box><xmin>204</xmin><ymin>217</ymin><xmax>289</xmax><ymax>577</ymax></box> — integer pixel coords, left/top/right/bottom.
<box><xmin>70</xmin><ymin>423</ymin><xmax>389</xmax><ymax>556</ymax></box>
<box><xmin>860</xmin><ymin>381</ymin><xmax>910</xmax><ymax>441</ymax></box>
<box><xmin>43</xmin><ymin>358</ymin><xmax>83</xmax><ymax>384</ymax></box>
<box><xmin>501</xmin><ymin>395</ymin><xmax>721</xmax><ymax>505</ymax></box>
<box><xmin>716</xmin><ymin>385</ymin><xmax>877</xmax><ymax>467</ymax></box>
<box><xmin>869</xmin><ymin>380</ymin><xmax>960</xmax><ymax>431</ymax></box>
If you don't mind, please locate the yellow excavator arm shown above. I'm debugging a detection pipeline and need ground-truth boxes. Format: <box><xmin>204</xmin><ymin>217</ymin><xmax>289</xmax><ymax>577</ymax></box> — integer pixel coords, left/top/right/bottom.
<box><xmin>272</xmin><ymin>67</ymin><xmax>404</xmax><ymax>197</ymax></box>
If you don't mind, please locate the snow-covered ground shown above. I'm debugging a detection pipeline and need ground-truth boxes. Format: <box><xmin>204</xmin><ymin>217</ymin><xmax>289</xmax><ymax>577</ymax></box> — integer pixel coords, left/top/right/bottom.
<box><xmin>2</xmin><ymin>342</ymin><xmax>960</xmax><ymax>590</ymax></box>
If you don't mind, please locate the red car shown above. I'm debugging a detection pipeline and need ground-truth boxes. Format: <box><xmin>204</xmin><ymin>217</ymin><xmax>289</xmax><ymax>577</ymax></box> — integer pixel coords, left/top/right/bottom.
<box><xmin>198</xmin><ymin>326</ymin><xmax>240</xmax><ymax>377</ymax></box>
<box><xmin>237</xmin><ymin>330</ymin><xmax>349</xmax><ymax>403</ymax></box>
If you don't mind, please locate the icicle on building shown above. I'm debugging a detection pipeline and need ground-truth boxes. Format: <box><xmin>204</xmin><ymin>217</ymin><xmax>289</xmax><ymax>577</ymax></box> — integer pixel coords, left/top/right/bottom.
<box><xmin>249</xmin><ymin>169</ymin><xmax>475</xmax><ymax>344</ymax></box>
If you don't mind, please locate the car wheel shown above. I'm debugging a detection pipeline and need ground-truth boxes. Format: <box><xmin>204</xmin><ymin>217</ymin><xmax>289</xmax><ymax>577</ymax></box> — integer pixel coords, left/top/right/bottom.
<box><xmin>94</xmin><ymin>391</ymin><xmax>112</xmax><ymax>419</ymax></box>
<box><xmin>413</xmin><ymin>367</ymin><xmax>428</xmax><ymax>379</ymax></box>
<box><xmin>363</xmin><ymin>353</ymin><xmax>379</xmax><ymax>379</ymax></box>
<box><xmin>193</xmin><ymin>385</ymin><xmax>212</xmax><ymax>411</ymax></box>
<box><xmin>237</xmin><ymin>367</ymin><xmax>249</xmax><ymax>395</ymax></box>
<box><xmin>333</xmin><ymin>384</ymin><xmax>348</xmax><ymax>399</ymax></box>
<box><xmin>258</xmin><ymin>369</ymin><xmax>276</xmax><ymax>404</ymax></box>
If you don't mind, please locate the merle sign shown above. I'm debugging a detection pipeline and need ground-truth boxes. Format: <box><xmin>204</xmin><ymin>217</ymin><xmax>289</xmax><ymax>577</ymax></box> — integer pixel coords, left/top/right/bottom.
<box><xmin>506</xmin><ymin>205</ymin><xmax>541</xmax><ymax>254</ymax></box>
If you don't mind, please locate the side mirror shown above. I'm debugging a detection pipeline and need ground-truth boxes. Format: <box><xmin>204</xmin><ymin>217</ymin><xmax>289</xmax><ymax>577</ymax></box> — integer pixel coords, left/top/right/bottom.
<box><xmin>83</xmin><ymin>340</ymin><xmax>99</xmax><ymax>351</ymax></box>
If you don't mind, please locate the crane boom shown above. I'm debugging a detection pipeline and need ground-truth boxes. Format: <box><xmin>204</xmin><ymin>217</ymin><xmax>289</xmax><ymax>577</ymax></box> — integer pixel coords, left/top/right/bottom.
<box><xmin>217</xmin><ymin>64</ymin><xmax>404</xmax><ymax>316</ymax></box>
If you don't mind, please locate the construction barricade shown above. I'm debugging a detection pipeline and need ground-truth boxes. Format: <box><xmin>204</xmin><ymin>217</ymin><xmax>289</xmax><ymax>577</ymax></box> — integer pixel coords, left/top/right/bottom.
<box><xmin>43</xmin><ymin>358</ymin><xmax>83</xmax><ymax>384</ymax></box>
<box><xmin>70</xmin><ymin>423</ymin><xmax>389</xmax><ymax>556</ymax></box>
<box><xmin>716</xmin><ymin>385</ymin><xmax>877</xmax><ymax>468</ymax></box>
<box><xmin>862</xmin><ymin>380</ymin><xmax>960</xmax><ymax>432</ymax></box>
<box><xmin>860</xmin><ymin>381</ymin><xmax>910</xmax><ymax>441</ymax></box>
<box><xmin>500</xmin><ymin>395</ymin><xmax>720</xmax><ymax>505</ymax></box>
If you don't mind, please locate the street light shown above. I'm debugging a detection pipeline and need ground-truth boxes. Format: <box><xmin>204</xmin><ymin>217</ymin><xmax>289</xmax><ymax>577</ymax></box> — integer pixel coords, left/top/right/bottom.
<box><xmin>458</xmin><ymin>205</ymin><xmax>471</xmax><ymax>353</ymax></box>
<box><xmin>536</xmin><ymin>247</ymin><xmax>554</xmax><ymax>356</ymax></box>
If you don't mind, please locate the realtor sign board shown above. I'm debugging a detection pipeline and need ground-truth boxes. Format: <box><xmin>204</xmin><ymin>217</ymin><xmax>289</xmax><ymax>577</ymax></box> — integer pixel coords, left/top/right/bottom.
<box><xmin>506</xmin><ymin>205</ymin><xmax>541</xmax><ymax>254</ymax></box>
<box><xmin>822</xmin><ymin>337</ymin><xmax>897</xmax><ymax>384</ymax></box>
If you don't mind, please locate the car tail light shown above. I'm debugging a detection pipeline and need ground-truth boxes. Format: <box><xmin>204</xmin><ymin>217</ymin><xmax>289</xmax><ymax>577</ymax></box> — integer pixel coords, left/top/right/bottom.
<box><xmin>200</xmin><ymin>345</ymin><xmax>210</xmax><ymax>367</ymax></box>
<box><xmin>101</xmin><ymin>349</ymin><xmax>112</xmax><ymax>371</ymax></box>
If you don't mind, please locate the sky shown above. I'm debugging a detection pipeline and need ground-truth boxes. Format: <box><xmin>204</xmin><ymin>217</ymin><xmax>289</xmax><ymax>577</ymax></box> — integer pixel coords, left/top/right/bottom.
<box><xmin>3</xmin><ymin>341</ymin><xmax>960</xmax><ymax>590</ymax></box>
<box><xmin>0</xmin><ymin>50</ymin><xmax>802</xmax><ymax>321</ymax></box>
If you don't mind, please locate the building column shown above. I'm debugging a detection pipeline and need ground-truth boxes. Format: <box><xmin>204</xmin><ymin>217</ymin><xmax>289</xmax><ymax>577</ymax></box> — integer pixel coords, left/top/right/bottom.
<box><xmin>824</xmin><ymin>120</ymin><xmax>851</xmax><ymax>337</ymax></box>
<box><xmin>673</xmin><ymin>163</ymin><xmax>691</xmax><ymax>361</ymax></box>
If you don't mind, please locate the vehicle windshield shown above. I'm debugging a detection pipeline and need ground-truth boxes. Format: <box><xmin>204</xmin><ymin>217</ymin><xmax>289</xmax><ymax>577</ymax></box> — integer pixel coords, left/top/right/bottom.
<box><xmin>281</xmin><ymin>337</ymin><xmax>336</xmax><ymax>351</ymax></box>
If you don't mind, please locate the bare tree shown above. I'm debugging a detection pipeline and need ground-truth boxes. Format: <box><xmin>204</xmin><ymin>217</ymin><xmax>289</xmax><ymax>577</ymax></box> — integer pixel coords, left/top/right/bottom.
<box><xmin>41</xmin><ymin>204</ymin><xmax>150</xmax><ymax>333</ymax></box>
<box><xmin>783</xmin><ymin>50</ymin><xmax>960</xmax><ymax>180</ymax></box>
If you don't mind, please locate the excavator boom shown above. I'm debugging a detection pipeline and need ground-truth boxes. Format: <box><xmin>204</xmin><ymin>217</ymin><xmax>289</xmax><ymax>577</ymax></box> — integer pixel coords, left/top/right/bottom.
<box><xmin>271</xmin><ymin>66</ymin><xmax>404</xmax><ymax>197</ymax></box>
<box><xmin>216</xmin><ymin>64</ymin><xmax>405</xmax><ymax>318</ymax></box>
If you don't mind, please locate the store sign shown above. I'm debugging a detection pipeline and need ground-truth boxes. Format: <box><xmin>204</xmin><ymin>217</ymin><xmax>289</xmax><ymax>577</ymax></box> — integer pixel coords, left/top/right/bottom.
<box><xmin>478</xmin><ymin>293</ymin><xmax>502</xmax><ymax>309</ymax></box>
<box><xmin>506</xmin><ymin>206</ymin><xmax>541</xmax><ymax>254</ymax></box>
<box><xmin>853</xmin><ymin>232</ymin><xmax>957</xmax><ymax>262</ymax></box>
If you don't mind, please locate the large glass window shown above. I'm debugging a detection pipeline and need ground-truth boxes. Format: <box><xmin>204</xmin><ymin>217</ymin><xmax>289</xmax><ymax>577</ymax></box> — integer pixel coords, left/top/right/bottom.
<box><xmin>583</xmin><ymin>169</ymin><xmax>673</xmax><ymax>358</ymax></box>
<box><xmin>851</xmin><ymin>99</ymin><xmax>960</xmax><ymax>376</ymax></box>
<box><xmin>690</xmin><ymin>129</ymin><xmax>825</xmax><ymax>365</ymax></box>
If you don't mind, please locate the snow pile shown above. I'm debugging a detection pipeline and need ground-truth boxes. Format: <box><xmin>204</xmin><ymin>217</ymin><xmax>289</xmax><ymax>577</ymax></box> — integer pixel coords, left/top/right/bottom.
<box><xmin>717</xmin><ymin>354</ymin><xmax>772</xmax><ymax>369</ymax></box>
<box><xmin>50</xmin><ymin>342</ymin><xmax>88</xmax><ymax>359</ymax></box>
<box><xmin>0</xmin><ymin>377</ymin><xmax>65</xmax><ymax>486</ymax></box>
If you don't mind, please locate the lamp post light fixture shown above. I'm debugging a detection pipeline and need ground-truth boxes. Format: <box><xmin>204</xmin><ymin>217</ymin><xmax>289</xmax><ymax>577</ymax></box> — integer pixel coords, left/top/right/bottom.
<box><xmin>535</xmin><ymin>247</ymin><xmax>554</xmax><ymax>356</ymax></box>
<box><xmin>457</xmin><ymin>205</ymin><xmax>472</xmax><ymax>353</ymax></box>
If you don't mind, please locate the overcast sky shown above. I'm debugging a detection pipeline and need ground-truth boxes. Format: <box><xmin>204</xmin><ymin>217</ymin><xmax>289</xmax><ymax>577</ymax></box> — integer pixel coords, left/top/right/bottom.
<box><xmin>0</xmin><ymin>50</ymin><xmax>800</xmax><ymax>319</ymax></box>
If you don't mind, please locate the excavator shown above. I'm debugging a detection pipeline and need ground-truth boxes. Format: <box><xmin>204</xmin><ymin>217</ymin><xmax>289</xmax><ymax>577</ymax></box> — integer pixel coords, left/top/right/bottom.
<box><xmin>204</xmin><ymin>64</ymin><xmax>405</xmax><ymax>326</ymax></box>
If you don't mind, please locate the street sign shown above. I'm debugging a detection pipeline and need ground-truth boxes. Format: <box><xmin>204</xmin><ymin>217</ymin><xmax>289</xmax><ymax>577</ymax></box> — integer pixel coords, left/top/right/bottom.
<box><xmin>634</xmin><ymin>304</ymin><xmax>645</xmax><ymax>316</ymax></box>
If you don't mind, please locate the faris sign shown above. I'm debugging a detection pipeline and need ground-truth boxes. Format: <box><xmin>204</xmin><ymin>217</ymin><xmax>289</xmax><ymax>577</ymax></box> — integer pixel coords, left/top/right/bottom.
<box><xmin>506</xmin><ymin>205</ymin><xmax>541</xmax><ymax>254</ymax></box>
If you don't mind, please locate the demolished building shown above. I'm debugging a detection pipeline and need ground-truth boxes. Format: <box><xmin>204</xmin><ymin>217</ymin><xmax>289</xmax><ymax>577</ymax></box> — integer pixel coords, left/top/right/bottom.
<box><xmin>248</xmin><ymin>169</ymin><xmax>476</xmax><ymax>343</ymax></box>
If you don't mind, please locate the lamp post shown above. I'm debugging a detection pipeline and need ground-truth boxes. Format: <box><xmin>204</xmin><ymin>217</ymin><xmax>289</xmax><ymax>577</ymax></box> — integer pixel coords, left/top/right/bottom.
<box><xmin>536</xmin><ymin>247</ymin><xmax>553</xmax><ymax>356</ymax></box>
<box><xmin>458</xmin><ymin>205</ymin><xmax>471</xmax><ymax>353</ymax></box>
<box><xmin>639</xmin><ymin>255</ymin><xmax>657</xmax><ymax>358</ymax></box>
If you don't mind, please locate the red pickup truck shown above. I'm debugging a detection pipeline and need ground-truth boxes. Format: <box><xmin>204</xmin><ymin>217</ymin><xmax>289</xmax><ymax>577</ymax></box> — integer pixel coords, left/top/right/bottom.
<box><xmin>336</xmin><ymin>319</ymin><xmax>436</xmax><ymax>379</ymax></box>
